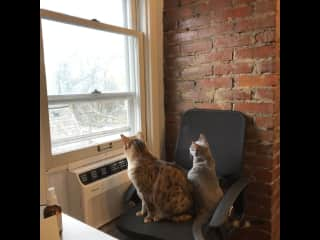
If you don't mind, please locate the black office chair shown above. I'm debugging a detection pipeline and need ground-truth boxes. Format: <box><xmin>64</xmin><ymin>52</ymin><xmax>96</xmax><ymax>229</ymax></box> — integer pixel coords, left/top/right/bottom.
<box><xmin>116</xmin><ymin>109</ymin><xmax>250</xmax><ymax>240</ymax></box>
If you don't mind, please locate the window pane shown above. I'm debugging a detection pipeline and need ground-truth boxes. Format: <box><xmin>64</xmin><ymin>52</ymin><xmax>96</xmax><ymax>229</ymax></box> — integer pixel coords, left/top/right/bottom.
<box><xmin>49</xmin><ymin>99</ymin><xmax>131</xmax><ymax>154</ymax></box>
<box><xmin>40</xmin><ymin>0</ymin><xmax>129</xmax><ymax>28</ymax></box>
<box><xmin>41</xmin><ymin>19</ymin><xmax>137</xmax><ymax>95</ymax></box>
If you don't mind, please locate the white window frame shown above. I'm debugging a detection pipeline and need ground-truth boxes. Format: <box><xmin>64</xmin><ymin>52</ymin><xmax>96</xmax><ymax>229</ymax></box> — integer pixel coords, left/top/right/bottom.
<box><xmin>40</xmin><ymin>0</ymin><xmax>164</xmax><ymax>173</ymax></box>
<box><xmin>40</xmin><ymin>6</ymin><xmax>146</xmax><ymax>169</ymax></box>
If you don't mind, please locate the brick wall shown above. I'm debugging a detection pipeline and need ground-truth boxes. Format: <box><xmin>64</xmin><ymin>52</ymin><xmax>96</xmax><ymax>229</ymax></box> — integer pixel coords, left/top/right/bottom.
<box><xmin>163</xmin><ymin>0</ymin><xmax>280</xmax><ymax>239</ymax></box>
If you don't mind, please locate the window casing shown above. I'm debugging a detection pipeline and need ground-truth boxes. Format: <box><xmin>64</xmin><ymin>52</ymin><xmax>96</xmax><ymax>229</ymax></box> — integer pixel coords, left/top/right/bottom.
<box><xmin>40</xmin><ymin>1</ymin><xmax>146</xmax><ymax>167</ymax></box>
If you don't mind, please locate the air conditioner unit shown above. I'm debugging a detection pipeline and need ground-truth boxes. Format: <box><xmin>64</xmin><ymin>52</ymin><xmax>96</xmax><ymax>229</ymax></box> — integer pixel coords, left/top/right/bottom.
<box><xmin>66</xmin><ymin>154</ymin><xmax>131</xmax><ymax>228</ymax></box>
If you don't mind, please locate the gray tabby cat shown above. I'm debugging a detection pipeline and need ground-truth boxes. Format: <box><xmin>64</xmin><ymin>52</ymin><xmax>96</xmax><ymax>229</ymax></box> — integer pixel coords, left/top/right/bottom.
<box><xmin>187</xmin><ymin>134</ymin><xmax>223</xmax><ymax>240</ymax></box>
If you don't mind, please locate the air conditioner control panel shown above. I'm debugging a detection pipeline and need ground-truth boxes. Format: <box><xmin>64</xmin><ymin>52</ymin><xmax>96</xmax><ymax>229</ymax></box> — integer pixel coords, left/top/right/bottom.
<box><xmin>79</xmin><ymin>158</ymin><xmax>127</xmax><ymax>185</ymax></box>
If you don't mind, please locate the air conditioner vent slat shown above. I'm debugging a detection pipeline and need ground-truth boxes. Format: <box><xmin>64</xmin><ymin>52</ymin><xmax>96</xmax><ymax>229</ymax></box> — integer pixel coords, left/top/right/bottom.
<box><xmin>79</xmin><ymin>158</ymin><xmax>127</xmax><ymax>185</ymax></box>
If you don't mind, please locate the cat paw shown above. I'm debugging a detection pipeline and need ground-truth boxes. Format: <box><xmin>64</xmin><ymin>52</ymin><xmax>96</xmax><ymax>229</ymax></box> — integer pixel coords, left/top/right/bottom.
<box><xmin>136</xmin><ymin>211</ymin><xmax>145</xmax><ymax>216</ymax></box>
<box><xmin>143</xmin><ymin>217</ymin><xmax>153</xmax><ymax>223</ymax></box>
<box><xmin>152</xmin><ymin>216</ymin><xmax>162</xmax><ymax>222</ymax></box>
<box><xmin>232</xmin><ymin>220</ymin><xmax>240</xmax><ymax>228</ymax></box>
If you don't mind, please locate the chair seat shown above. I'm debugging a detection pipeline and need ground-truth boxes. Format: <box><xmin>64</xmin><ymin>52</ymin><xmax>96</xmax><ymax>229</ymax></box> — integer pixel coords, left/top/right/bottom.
<box><xmin>116</xmin><ymin>203</ymin><xmax>194</xmax><ymax>240</ymax></box>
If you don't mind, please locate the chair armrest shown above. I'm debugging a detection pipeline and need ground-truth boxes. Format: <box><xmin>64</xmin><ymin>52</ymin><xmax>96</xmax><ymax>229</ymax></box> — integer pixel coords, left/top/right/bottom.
<box><xmin>123</xmin><ymin>183</ymin><xmax>138</xmax><ymax>204</ymax></box>
<box><xmin>209</xmin><ymin>177</ymin><xmax>250</xmax><ymax>228</ymax></box>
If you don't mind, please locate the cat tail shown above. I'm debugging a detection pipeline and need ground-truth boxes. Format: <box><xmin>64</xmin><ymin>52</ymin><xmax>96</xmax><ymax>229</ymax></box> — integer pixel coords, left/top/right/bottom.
<box><xmin>192</xmin><ymin>210</ymin><xmax>211</xmax><ymax>240</ymax></box>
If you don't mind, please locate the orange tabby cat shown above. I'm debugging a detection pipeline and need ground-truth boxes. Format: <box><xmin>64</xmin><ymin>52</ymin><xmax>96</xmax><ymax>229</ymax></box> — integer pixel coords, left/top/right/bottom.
<box><xmin>120</xmin><ymin>133</ymin><xmax>193</xmax><ymax>223</ymax></box>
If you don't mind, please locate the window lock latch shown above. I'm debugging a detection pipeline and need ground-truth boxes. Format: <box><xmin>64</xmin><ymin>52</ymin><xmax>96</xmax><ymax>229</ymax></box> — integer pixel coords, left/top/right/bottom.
<box><xmin>91</xmin><ymin>89</ymin><xmax>101</xmax><ymax>95</ymax></box>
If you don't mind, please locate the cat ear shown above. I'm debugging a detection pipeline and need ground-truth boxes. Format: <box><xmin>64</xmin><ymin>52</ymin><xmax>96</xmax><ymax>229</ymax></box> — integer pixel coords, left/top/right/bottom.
<box><xmin>191</xmin><ymin>141</ymin><xmax>199</xmax><ymax>150</ymax></box>
<box><xmin>120</xmin><ymin>134</ymin><xmax>131</xmax><ymax>149</ymax></box>
<box><xmin>199</xmin><ymin>133</ymin><xmax>209</xmax><ymax>146</ymax></box>
<box><xmin>120</xmin><ymin>134</ymin><xmax>129</xmax><ymax>143</ymax></box>
<box><xmin>136</xmin><ymin>132</ymin><xmax>144</xmax><ymax>141</ymax></box>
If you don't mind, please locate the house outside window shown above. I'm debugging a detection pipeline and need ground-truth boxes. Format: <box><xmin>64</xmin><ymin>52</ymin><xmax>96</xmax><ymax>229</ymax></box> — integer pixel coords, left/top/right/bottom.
<box><xmin>40</xmin><ymin>0</ymin><xmax>147</xmax><ymax>163</ymax></box>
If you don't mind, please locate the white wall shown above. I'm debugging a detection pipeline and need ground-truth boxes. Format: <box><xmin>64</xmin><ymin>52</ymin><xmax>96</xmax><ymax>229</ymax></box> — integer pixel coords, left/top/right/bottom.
<box><xmin>40</xmin><ymin>147</ymin><xmax>46</xmax><ymax>203</ymax></box>
<box><xmin>40</xmin><ymin>114</ymin><xmax>47</xmax><ymax>204</ymax></box>
<box><xmin>47</xmin><ymin>170</ymin><xmax>69</xmax><ymax>213</ymax></box>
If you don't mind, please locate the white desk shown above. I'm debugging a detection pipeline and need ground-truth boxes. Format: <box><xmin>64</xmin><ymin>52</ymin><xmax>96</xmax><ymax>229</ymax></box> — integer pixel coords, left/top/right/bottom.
<box><xmin>61</xmin><ymin>213</ymin><xmax>117</xmax><ymax>240</ymax></box>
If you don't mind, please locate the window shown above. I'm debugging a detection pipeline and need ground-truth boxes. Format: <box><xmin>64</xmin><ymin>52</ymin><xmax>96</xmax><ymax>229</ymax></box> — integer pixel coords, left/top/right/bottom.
<box><xmin>40</xmin><ymin>0</ymin><xmax>133</xmax><ymax>28</ymax></box>
<box><xmin>40</xmin><ymin>0</ymin><xmax>146</xmax><ymax>160</ymax></box>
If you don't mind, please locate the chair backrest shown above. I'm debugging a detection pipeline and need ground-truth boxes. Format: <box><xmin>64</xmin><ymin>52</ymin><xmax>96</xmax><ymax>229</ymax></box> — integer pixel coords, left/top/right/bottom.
<box><xmin>174</xmin><ymin>109</ymin><xmax>246</xmax><ymax>179</ymax></box>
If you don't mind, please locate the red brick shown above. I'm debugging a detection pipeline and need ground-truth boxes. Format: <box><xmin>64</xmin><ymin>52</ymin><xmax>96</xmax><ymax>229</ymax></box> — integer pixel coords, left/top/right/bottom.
<box><xmin>258</xmin><ymin>60</ymin><xmax>277</xmax><ymax>73</ymax></box>
<box><xmin>276</xmin><ymin>57</ymin><xmax>280</xmax><ymax>73</ymax></box>
<box><xmin>260</xmin><ymin>130</ymin><xmax>274</xmax><ymax>142</ymax></box>
<box><xmin>255</xmin><ymin>116</ymin><xmax>274</xmax><ymax>129</ymax></box>
<box><xmin>214</xmin><ymin>64</ymin><xmax>232</xmax><ymax>75</ymax></box>
<box><xmin>209</xmin><ymin>0</ymin><xmax>232</xmax><ymax>9</ymax></box>
<box><xmin>272</xmin><ymin>165</ymin><xmax>280</xmax><ymax>181</ymax></box>
<box><xmin>235</xmin><ymin>15</ymin><xmax>276</xmax><ymax>32</ymax></box>
<box><xmin>247</xmin><ymin>128</ymin><xmax>274</xmax><ymax>142</ymax></box>
<box><xmin>256</xmin><ymin>144</ymin><xmax>273</xmax><ymax>156</ymax></box>
<box><xmin>168</xmin><ymin>80</ymin><xmax>195</xmax><ymax>92</ymax></box>
<box><xmin>197</xmin><ymin>77</ymin><xmax>232</xmax><ymax>88</ymax></box>
<box><xmin>246</xmin><ymin>201</ymin><xmax>272</xmax><ymax>218</ymax></box>
<box><xmin>165</xmin><ymin>68</ymin><xmax>180</xmax><ymax>80</ymax></box>
<box><xmin>272</xmin><ymin>142</ymin><xmax>280</xmax><ymax>155</ymax></box>
<box><xmin>276</xmin><ymin>0</ymin><xmax>280</xmax><ymax>42</ymax></box>
<box><xmin>181</xmin><ymin>64</ymin><xmax>212</xmax><ymax>80</ymax></box>
<box><xmin>181</xmin><ymin>40</ymin><xmax>212</xmax><ymax>55</ymax></box>
<box><xmin>254</xmin><ymin>88</ymin><xmax>274</xmax><ymax>101</ymax></box>
<box><xmin>197</xmin><ymin>22</ymin><xmax>234</xmax><ymax>38</ymax></box>
<box><xmin>165</xmin><ymin>113</ymin><xmax>180</xmax><ymax>125</ymax></box>
<box><xmin>166</xmin><ymin>123</ymin><xmax>179</xmax><ymax>140</ymax></box>
<box><xmin>163</xmin><ymin>13</ymin><xmax>178</xmax><ymax>31</ymax></box>
<box><xmin>232</xmin><ymin>0</ymin><xmax>256</xmax><ymax>5</ymax></box>
<box><xmin>245</xmin><ymin>216</ymin><xmax>272</xmax><ymax>233</ymax></box>
<box><xmin>215</xmin><ymin>89</ymin><xmax>251</xmax><ymax>102</ymax></box>
<box><xmin>165</xmin><ymin>89</ymin><xmax>180</xmax><ymax>103</ymax></box>
<box><xmin>246</xmin><ymin>193</ymin><xmax>272</xmax><ymax>209</ymax></box>
<box><xmin>178</xmin><ymin>6</ymin><xmax>194</xmax><ymax>18</ymax></box>
<box><xmin>246</xmin><ymin>155</ymin><xmax>274</xmax><ymax>168</ymax></box>
<box><xmin>181</xmin><ymin>88</ymin><xmax>202</xmax><ymax>100</ymax></box>
<box><xmin>235</xmin><ymin>45</ymin><xmax>276</xmax><ymax>59</ymax></box>
<box><xmin>215</xmin><ymin>6</ymin><xmax>253</xmax><ymax>20</ymax></box>
<box><xmin>256</xmin><ymin>30</ymin><xmax>276</xmax><ymax>43</ymax></box>
<box><xmin>214</xmin><ymin>35</ymin><xmax>252</xmax><ymax>48</ymax></box>
<box><xmin>165</xmin><ymin>7</ymin><xmax>193</xmax><ymax>20</ymax></box>
<box><xmin>165</xmin><ymin>45</ymin><xmax>180</xmax><ymax>58</ymax></box>
<box><xmin>167</xmin><ymin>56</ymin><xmax>195</xmax><ymax>68</ymax></box>
<box><xmin>235</xmin><ymin>103</ymin><xmax>274</xmax><ymax>113</ymax></box>
<box><xmin>233</xmin><ymin>62</ymin><xmax>254</xmax><ymax>74</ymax></box>
<box><xmin>256</xmin><ymin>0</ymin><xmax>276</xmax><ymax>14</ymax></box>
<box><xmin>194</xmin><ymin>103</ymin><xmax>232</xmax><ymax>110</ymax></box>
<box><xmin>215</xmin><ymin>62</ymin><xmax>253</xmax><ymax>75</ymax></box>
<box><xmin>196</xmin><ymin>48</ymin><xmax>233</xmax><ymax>63</ymax></box>
<box><xmin>193</xmin><ymin>2</ymin><xmax>211</xmax><ymax>16</ymax></box>
<box><xmin>166</xmin><ymin>101</ymin><xmax>193</xmax><ymax>113</ymax></box>
<box><xmin>273</xmin><ymin>152</ymin><xmax>280</xmax><ymax>169</ymax></box>
<box><xmin>180</xmin><ymin>0</ymin><xmax>198</xmax><ymax>5</ymax></box>
<box><xmin>167</xmin><ymin>31</ymin><xmax>197</xmax><ymax>43</ymax></box>
<box><xmin>164</xmin><ymin>0</ymin><xmax>179</xmax><ymax>9</ymax></box>
<box><xmin>247</xmin><ymin>181</ymin><xmax>273</xmax><ymax>197</ymax></box>
<box><xmin>235</xmin><ymin>74</ymin><xmax>279</xmax><ymax>87</ymax></box>
<box><xmin>179</xmin><ymin>16</ymin><xmax>210</xmax><ymax>29</ymax></box>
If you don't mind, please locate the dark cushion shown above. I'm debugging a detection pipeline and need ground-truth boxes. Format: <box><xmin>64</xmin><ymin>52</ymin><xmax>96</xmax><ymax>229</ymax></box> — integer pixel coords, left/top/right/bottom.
<box><xmin>116</xmin><ymin>203</ymin><xmax>194</xmax><ymax>240</ymax></box>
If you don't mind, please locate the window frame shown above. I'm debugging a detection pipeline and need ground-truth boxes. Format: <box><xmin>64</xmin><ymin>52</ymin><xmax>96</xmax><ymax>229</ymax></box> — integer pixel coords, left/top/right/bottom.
<box><xmin>40</xmin><ymin>7</ymin><xmax>146</xmax><ymax>169</ymax></box>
